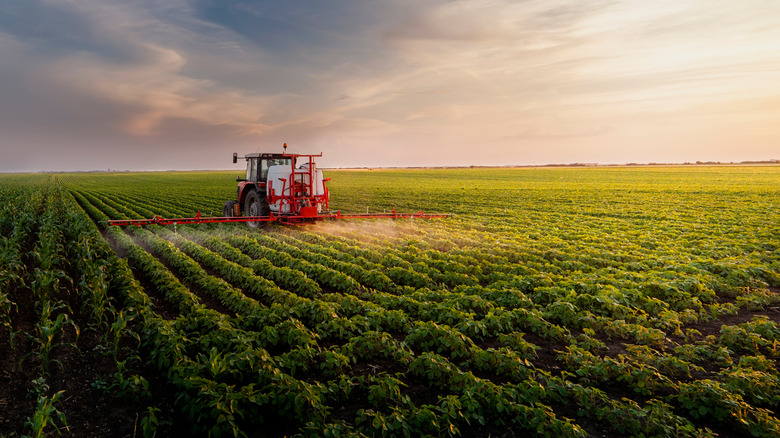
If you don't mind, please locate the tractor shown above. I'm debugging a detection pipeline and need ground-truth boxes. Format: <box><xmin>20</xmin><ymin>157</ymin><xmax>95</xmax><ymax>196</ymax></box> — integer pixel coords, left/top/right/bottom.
<box><xmin>223</xmin><ymin>145</ymin><xmax>328</xmax><ymax>227</ymax></box>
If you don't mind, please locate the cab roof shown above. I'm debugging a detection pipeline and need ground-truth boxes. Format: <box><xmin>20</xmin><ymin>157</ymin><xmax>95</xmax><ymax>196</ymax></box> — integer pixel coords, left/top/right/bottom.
<box><xmin>244</xmin><ymin>152</ymin><xmax>289</xmax><ymax>159</ymax></box>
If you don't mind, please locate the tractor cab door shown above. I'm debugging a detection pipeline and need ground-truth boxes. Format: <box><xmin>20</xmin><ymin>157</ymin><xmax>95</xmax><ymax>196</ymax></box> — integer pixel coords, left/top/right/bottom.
<box><xmin>246</xmin><ymin>158</ymin><xmax>259</xmax><ymax>182</ymax></box>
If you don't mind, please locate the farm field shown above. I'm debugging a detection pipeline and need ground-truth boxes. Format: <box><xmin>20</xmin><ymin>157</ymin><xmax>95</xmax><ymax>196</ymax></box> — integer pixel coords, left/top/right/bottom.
<box><xmin>1</xmin><ymin>165</ymin><xmax>779</xmax><ymax>437</ymax></box>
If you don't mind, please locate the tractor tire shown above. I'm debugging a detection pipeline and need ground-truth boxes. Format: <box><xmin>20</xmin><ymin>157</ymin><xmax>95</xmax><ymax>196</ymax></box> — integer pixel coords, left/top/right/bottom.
<box><xmin>244</xmin><ymin>191</ymin><xmax>270</xmax><ymax>228</ymax></box>
<box><xmin>223</xmin><ymin>200</ymin><xmax>236</xmax><ymax>217</ymax></box>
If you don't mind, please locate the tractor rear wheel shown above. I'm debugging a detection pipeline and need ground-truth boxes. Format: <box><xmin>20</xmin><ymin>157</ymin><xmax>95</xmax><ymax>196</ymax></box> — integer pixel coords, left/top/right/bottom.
<box><xmin>223</xmin><ymin>200</ymin><xmax>236</xmax><ymax>217</ymax></box>
<box><xmin>244</xmin><ymin>191</ymin><xmax>270</xmax><ymax>228</ymax></box>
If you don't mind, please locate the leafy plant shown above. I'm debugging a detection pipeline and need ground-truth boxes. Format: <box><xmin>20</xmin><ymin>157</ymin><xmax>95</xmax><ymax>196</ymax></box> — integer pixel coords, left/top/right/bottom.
<box><xmin>24</xmin><ymin>390</ymin><xmax>69</xmax><ymax>438</ymax></box>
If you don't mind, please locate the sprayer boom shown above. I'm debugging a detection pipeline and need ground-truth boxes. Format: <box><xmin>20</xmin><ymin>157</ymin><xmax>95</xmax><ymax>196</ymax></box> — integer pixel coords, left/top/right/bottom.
<box><xmin>106</xmin><ymin>146</ymin><xmax>451</xmax><ymax>228</ymax></box>
<box><xmin>105</xmin><ymin>209</ymin><xmax>450</xmax><ymax>227</ymax></box>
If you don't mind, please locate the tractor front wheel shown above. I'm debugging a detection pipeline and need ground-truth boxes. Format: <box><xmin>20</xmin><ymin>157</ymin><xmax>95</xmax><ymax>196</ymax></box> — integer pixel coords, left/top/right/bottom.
<box><xmin>223</xmin><ymin>200</ymin><xmax>236</xmax><ymax>217</ymax></box>
<box><xmin>244</xmin><ymin>191</ymin><xmax>270</xmax><ymax>228</ymax></box>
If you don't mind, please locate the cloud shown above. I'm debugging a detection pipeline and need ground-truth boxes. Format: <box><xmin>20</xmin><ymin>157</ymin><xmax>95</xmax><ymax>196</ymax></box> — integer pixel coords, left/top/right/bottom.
<box><xmin>1</xmin><ymin>0</ymin><xmax>779</xmax><ymax>171</ymax></box>
<box><xmin>2</xmin><ymin>1</ymin><xmax>275</xmax><ymax>135</ymax></box>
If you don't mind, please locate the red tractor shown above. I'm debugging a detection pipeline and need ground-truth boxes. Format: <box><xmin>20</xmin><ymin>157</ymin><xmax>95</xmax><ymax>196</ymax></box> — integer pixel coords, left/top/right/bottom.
<box><xmin>224</xmin><ymin>147</ymin><xmax>329</xmax><ymax>227</ymax></box>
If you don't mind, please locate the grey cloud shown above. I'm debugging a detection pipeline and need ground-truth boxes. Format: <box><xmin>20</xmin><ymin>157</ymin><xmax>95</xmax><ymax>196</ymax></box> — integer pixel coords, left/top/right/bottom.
<box><xmin>0</xmin><ymin>0</ymin><xmax>161</xmax><ymax>65</ymax></box>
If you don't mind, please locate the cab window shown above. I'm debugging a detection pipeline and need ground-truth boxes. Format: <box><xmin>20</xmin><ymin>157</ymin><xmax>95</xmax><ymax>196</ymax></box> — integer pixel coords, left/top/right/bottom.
<box><xmin>259</xmin><ymin>158</ymin><xmax>292</xmax><ymax>181</ymax></box>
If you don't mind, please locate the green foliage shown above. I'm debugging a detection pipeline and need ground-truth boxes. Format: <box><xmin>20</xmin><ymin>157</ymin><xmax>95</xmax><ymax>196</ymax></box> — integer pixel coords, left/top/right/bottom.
<box><xmin>24</xmin><ymin>390</ymin><xmax>69</xmax><ymax>438</ymax></box>
<box><xmin>3</xmin><ymin>166</ymin><xmax>780</xmax><ymax>437</ymax></box>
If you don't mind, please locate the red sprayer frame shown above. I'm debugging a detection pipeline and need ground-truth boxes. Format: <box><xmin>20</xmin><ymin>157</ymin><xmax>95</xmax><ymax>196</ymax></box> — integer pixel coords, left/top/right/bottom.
<box><xmin>105</xmin><ymin>209</ymin><xmax>450</xmax><ymax>227</ymax></box>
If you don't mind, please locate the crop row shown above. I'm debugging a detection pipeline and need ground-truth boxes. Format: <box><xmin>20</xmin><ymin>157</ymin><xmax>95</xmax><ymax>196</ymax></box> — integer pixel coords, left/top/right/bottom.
<box><xmin>145</xmin><ymin>226</ymin><xmax>780</xmax><ymax>435</ymax></box>
<box><xmin>49</xmin><ymin>167</ymin><xmax>780</xmax><ymax>437</ymax></box>
<box><xmin>0</xmin><ymin>180</ymin><xmax>160</xmax><ymax>437</ymax></box>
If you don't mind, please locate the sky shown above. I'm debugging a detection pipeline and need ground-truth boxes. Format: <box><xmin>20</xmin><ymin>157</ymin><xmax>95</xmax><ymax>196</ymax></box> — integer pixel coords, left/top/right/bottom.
<box><xmin>1</xmin><ymin>0</ymin><xmax>779</xmax><ymax>172</ymax></box>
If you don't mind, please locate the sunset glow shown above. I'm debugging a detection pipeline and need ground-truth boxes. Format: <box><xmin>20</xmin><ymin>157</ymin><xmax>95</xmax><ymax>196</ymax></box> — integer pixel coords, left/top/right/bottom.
<box><xmin>1</xmin><ymin>0</ymin><xmax>779</xmax><ymax>171</ymax></box>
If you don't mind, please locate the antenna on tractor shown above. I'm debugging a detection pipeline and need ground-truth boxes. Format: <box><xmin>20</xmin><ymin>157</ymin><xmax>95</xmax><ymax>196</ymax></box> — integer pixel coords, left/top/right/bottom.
<box><xmin>283</xmin><ymin>143</ymin><xmax>288</xmax><ymax>153</ymax></box>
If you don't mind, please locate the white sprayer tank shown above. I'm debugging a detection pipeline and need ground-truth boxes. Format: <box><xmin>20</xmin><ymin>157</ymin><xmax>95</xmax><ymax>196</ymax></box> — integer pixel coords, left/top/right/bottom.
<box><xmin>266</xmin><ymin>163</ymin><xmax>326</xmax><ymax>214</ymax></box>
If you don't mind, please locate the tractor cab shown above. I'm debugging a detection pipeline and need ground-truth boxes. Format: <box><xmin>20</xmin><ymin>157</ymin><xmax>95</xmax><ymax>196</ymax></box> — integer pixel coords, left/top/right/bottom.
<box><xmin>241</xmin><ymin>153</ymin><xmax>294</xmax><ymax>183</ymax></box>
